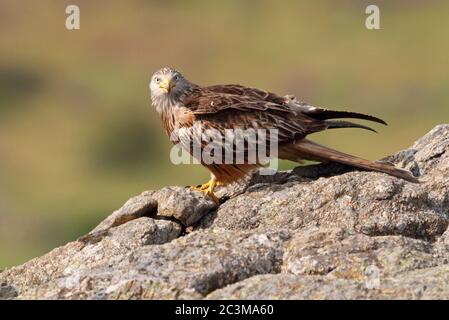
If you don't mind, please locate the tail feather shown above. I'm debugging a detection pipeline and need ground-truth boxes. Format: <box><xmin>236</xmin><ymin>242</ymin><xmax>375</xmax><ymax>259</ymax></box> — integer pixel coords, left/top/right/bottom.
<box><xmin>305</xmin><ymin>109</ymin><xmax>387</xmax><ymax>126</ymax></box>
<box><xmin>325</xmin><ymin>120</ymin><xmax>377</xmax><ymax>133</ymax></box>
<box><xmin>280</xmin><ymin>139</ymin><xmax>419</xmax><ymax>183</ymax></box>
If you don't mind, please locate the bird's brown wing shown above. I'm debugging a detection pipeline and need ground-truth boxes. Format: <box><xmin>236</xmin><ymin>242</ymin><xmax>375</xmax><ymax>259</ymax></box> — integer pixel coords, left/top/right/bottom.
<box><xmin>207</xmin><ymin>86</ymin><xmax>387</xmax><ymax>126</ymax></box>
<box><xmin>205</xmin><ymin>84</ymin><xmax>387</xmax><ymax>132</ymax></box>
<box><xmin>181</xmin><ymin>87</ymin><xmax>327</xmax><ymax>142</ymax></box>
<box><xmin>206</xmin><ymin>84</ymin><xmax>286</xmax><ymax>105</ymax></box>
<box><xmin>184</xmin><ymin>88</ymin><xmax>287</xmax><ymax>113</ymax></box>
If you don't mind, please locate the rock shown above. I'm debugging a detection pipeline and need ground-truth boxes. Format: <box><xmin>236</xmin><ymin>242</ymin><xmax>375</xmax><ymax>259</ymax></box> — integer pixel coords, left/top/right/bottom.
<box><xmin>1</xmin><ymin>229</ymin><xmax>287</xmax><ymax>299</ymax></box>
<box><xmin>102</xmin><ymin>191</ymin><xmax>158</xmax><ymax>226</ymax></box>
<box><xmin>154</xmin><ymin>186</ymin><xmax>217</xmax><ymax>226</ymax></box>
<box><xmin>387</xmin><ymin>124</ymin><xmax>449</xmax><ymax>175</ymax></box>
<box><xmin>108</xmin><ymin>217</ymin><xmax>182</xmax><ymax>246</ymax></box>
<box><xmin>0</xmin><ymin>283</ymin><xmax>18</xmax><ymax>299</ymax></box>
<box><xmin>282</xmin><ymin>227</ymin><xmax>440</xmax><ymax>279</ymax></box>
<box><xmin>81</xmin><ymin>191</ymin><xmax>158</xmax><ymax>243</ymax></box>
<box><xmin>205</xmin><ymin>274</ymin><xmax>368</xmax><ymax>300</ymax></box>
<box><xmin>80</xmin><ymin>187</ymin><xmax>215</xmax><ymax>245</ymax></box>
<box><xmin>1</xmin><ymin>124</ymin><xmax>449</xmax><ymax>300</ymax></box>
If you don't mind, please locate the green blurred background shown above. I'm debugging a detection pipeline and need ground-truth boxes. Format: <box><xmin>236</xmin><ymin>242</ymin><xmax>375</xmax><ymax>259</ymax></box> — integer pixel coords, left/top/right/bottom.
<box><xmin>0</xmin><ymin>0</ymin><xmax>448</xmax><ymax>268</ymax></box>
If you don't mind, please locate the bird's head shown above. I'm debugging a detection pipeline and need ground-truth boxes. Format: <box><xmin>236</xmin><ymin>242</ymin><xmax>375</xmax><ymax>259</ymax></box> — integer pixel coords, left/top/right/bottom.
<box><xmin>149</xmin><ymin>67</ymin><xmax>191</xmax><ymax>103</ymax></box>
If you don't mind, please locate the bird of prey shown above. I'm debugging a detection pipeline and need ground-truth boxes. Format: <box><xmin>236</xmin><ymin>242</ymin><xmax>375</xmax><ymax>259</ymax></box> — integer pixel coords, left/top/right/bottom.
<box><xmin>149</xmin><ymin>67</ymin><xmax>418</xmax><ymax>203</ymax></box>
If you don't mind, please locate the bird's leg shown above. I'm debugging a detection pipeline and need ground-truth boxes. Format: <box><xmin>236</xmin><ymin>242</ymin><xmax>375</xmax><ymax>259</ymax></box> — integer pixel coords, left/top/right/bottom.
<box><xmin>190</xmin><ymin>176</ymin><xmax>220</xmax><ymax>204</ymax></box>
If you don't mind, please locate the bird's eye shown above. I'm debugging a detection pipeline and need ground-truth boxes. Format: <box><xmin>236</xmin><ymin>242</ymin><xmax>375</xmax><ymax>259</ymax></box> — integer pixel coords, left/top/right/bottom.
<box><xmin>154</xmin><ymin>77</ymin><xmax>161</xmax><ymax>83</ymax></box>
<box><xmin>173</xmin><ymin>75</ymin><xmax>179</xmax><ymax>81</ymax></box>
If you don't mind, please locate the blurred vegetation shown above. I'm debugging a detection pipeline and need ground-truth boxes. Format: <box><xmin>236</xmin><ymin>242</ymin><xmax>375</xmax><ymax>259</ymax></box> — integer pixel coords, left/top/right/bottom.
<box><xmin>0</xmin><ymin>0</ymin><xmax>448</xmax><ymax>267</ymax></box>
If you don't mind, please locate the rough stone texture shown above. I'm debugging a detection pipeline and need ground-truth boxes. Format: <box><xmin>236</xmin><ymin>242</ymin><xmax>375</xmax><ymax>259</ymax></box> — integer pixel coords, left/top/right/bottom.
<box><xmin>206</xmin><ymin>274</ymin><xmax>369</xmax><ymax>300</ymax></box>
<box><xmin>154</xmin><ymin>186</ymin><xmax>217</xmax><ymax>226</ymax></box>
<box><xmin>282</xmin><ymin>227</ymin><xmax>440</xmax><ymax>279</ymax></box>
<box><xmin>1</xmin><ymin>124</ymin><xmax>449</xmax><ymax>299</ymax></box>
<box><xmin>0</xmin><ymin>283</ymin><xmax>18</xmax><ymax>299</ymax></box>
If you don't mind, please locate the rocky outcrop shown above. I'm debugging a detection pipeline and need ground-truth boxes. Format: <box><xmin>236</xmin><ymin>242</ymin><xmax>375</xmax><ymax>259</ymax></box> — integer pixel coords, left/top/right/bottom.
<box><xmin>1</xmin><ymin>125</ymin><xmax>449</xmax><ymax>299</ymax></box>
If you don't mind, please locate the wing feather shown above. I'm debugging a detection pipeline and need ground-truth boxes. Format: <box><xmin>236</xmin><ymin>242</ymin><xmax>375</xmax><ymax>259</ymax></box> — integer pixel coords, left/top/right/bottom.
<box><xmin>181</xmin><ymin>87</ymin><xmax>329</xmax><ymax>143</ymax></box>
<box><xmin>206</xmin><ymin>84</ymin><xmax>285</xmax><ymax>104</ymax></box>
<box><xmin>183</xmin><ymin>90</ymin><xmax>288</xmax><ymax>115</ymax></box>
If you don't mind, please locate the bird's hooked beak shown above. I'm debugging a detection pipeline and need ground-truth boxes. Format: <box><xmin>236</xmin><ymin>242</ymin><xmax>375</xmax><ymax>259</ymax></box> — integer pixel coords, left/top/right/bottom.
<box><xmin>159</xmin><ymin>79</ymin><xmax>176</xmax><ymax>94</ymax></box>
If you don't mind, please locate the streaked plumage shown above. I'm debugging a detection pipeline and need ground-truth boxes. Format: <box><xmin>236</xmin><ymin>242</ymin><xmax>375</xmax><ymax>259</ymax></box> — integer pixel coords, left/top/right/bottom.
<box><xmin>149</xmin><ymin>67</ymin><xmax>418</xmax><ymax>202</ymax></box>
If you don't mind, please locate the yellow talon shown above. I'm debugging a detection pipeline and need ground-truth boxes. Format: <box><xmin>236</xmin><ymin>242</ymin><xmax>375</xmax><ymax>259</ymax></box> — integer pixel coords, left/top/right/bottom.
<box><xmin>190</xmin><ymin>179</ymin><xmax>219</xmax><ymax>204</ymax></box>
